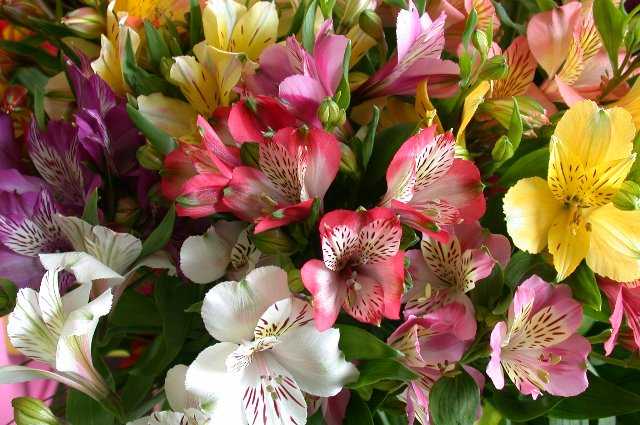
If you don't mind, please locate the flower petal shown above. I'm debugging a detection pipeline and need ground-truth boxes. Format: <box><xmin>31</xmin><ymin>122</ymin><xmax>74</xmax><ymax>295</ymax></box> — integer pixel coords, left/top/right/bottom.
<box><xmin>548</xmin><ymin>207</ymin><xmax>590</xmax><ymax>281</ymax></box>
<box><xmin>301</xmin><ymin>259</ymin><xmax>346</xmax><ymax>331</ymax></box>
<box><xmin>180</xmin><ymin>226</ymin><xmax>232</xmax><ymax>284</ymax></box>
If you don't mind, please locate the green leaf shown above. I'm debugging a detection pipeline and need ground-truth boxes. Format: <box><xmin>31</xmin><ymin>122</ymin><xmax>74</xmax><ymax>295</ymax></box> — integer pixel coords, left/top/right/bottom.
<box><xmin>302</xmin><ymin>0</ymin><xmax>318</xmax><ymax>53</ymax></box>
<box><xmin>334</xmin><ymin>41</ymin><xmax>352</xmax><ymax>110</ymax></box>
<box><xmin>318</xmin><ymin>0</ymin><xmax>336</xmax><ymax>19</ymax></box>
<box><xmin>0</xmin><ymin>40</ymin><xmax>60</xmax><ymax>74</ymax></box>
<box><xmin>461</xmin><ymin>9</ymin><xmax>478</xmax><ymax>48</ymax></box>
<box><xmin>336</xmin><ymin>325</ymin><xmax>401</xmax><ymax>360</ymax></box>
<box><xmin>507</xmin><ymin>98</ymin><xmax>523</xmax><ymax>151</ymax></box>
<box><xmin>551</xmin><ymin>374</ymin><xmax>640</xmax><ymax>419</ymax></box>
<box><xmin>400</xmin><ymin>224</ymin><xmax>419</xmax><ymax>250</ymax></box>
<box><xmin>430</xmin><ymin>370</ymin><xmax>480</xmax><ymax>425</ymax></box>
<box><xmin>503</xmin><ymin>250</ymin><xmax>547</xmax><ymax>288</ymax></box>
<box><xmin>349</xmin><ymin>359</ymin><xmax>417</xmax><ymax>388</ymax></box>
<box><xmin>126</xmin><ymin>103</ymin><xmax>177</xmax><ymax>154</ymax></box>
<box><xmin>498</xmin><ymin>147</ymin><xmax>549</xmax><ymax>187</ymax></box>
<box><xmin>14</xmin><ymin>67</ymin><xmax>48</xmax><ymax>128</ymax></box>
<box><xmin>288</xmin><ymin>0</ymin><xmax>308</xmax><ymax>35</ymax></box>
<box><xmin>144</xmin><ymin>21</ymin><xmax>171</xmax><ymax>69</ymax></box>
<box><xmin>567</xmin><ymin>262</ymin><xmax>602</xmax><ymax>311</ymax></box>
<box><xmin>82</xmin><ymin>188</ymin><xmax>100</xmax><ymax>225</ymax></box>
<box><xmin>189</xmin><ymin>0</ymin><xmax>204</xmax><ymax>47</ymax></box>
<box><xmin>110</xmin><ymin>290</ymin><xmax>161</xmax><ymax>328</ymax></box>
<box><xmin>140</xmin><ymin>205</ymin><xmax>176</xmax><ymax>259</ymax></box>
<box><xmin>358</xmin><ymin>106</ymin><xmax>380</xmax><ymax>171</ymax></box>
<box><xmin>240</xmin><ymin>142</ymin><xmax>260</xmax><ymax>167</ymax></box>
<box><xmin>364</xmin><ymin>123</ymin><xmax>415</xmax><ymax>187</ymax></box>
<box><xmin>122</xmin><ymin>33</ymin><xmax>179</xmax><ymax>96</ymax></box>
<box><xmin>536</xmin><ymin>0</ymin><xmax>558</xmax><ymax>11</ymax></box>
<box><xmin>593</xmin><ymin>0</ymin><xmax>626</xmax><ymax>72</ymax></box>
<box><xmin>184</xmin><ymin>300</ymin><xmax>203</xmax><ymax>313</ymax></box>
<box><xmin>487</xmin><ymin>386</ymin><xmax>561</xmax><ymax>421</ymax></box>
<box><xmin>66</xmin><ymin>390</ymin><xmax>115</xmax><ymax>425</ymax></box>
<box><xmin>344</xmin><ymin>392</ymin><xmax>374</xmax><ymax>425</ymax></box>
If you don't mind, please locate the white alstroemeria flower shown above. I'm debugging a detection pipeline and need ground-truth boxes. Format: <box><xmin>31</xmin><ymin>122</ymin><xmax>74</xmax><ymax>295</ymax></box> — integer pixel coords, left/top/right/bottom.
<box><xmin>128</xmin><ymin>365</ymin><xmax>213</xmax><ymax>425</ymax></box>
<box><xmin>180</xmin><ymin>221</ymin><xmax>264</xmax><ymax>284</ymax></box>
<box><xmin>0</xmin><ymin>268</ymin><xmax>113</xmax><ymax>401</ymax></box>
<box><xmin>40</xmin><ymin>215</ymin><xmax>175</xmax><ymax>296</ymax></box>
<box><xmin>185</xmin><ymin>266</ymin><xmax>359</xmax><ymax>425</ymax></box>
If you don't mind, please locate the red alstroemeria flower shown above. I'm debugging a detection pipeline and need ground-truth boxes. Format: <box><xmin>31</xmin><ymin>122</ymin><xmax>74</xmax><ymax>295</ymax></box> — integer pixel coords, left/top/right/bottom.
<box><xmin>228</xmin><ymin>95</ymin><xmax>297</xmax><ymax>143</ymax></box>
<box><xmin>222</xmin><ymin>126</ymin><xmax>341</xmax><ymax>233</ymax></box>
<box><xmin>381</xmin><ymin>125</ymin><xmax>485</xmax><ymax>241</ymax></box>
<box><xmin>301</xmin><ymin>208</ymin><xmax>405</xmax><ymax>330</ymax></box>
<box><xmin>162</xmin><ymin>116</ymin><xmax>241</xmax><ymax>218</ymax></box>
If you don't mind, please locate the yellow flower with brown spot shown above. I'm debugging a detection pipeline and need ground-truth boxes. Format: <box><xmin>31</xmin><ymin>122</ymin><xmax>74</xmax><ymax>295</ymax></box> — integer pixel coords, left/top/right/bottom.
<box><xmin>504</xmin><ymin>100</ymin><xmax>640</xmax><ymax>281</ymax></box>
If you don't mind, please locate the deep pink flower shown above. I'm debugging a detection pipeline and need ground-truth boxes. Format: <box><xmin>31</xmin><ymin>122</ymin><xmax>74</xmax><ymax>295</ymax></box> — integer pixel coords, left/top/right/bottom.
<box><xmin>404</xmin><ymin>221</ymin><xmax>510</xmax><ymax>322</ymax></box>
<box><xmin>599</xmin><ymin>277</ymin><xmax>640</xmax><ymax>355</ymax></box>
<box><xmin>382</xmin><ymin>126</ymin><xmax>485</xmax><ymax>239</ymax></box>
<box><xmin>388</xmin><ymin>303</ymin><xmax>479</xmax><ymax>424</ymax></box>
<box><xmin>301</xmin><ymin>207</ymin><xmax>405</xmax><ymax>330</ymax></box>
<box><xmin>355</xmin><ymin>1</ymin><xmax>458</xmax><ymax>100</ymax></box>
<box><xmin>222</xmin><ymin>126</ymin><xmax>341</xmax><ymax>232</ymax></box>
<box><xmin>228</xmin><ymin>96</ymin><xmax>297</xmax><ymax>143</ymax></box>
<box><xmin>246</xmin><ymin>21</ymin><xmax>349</xmax><ymax>126</ymax></box>
<box><xmin>487</xmin><ymin>275</ymin><xmax>590</xmax><ymax>399</ymax></box>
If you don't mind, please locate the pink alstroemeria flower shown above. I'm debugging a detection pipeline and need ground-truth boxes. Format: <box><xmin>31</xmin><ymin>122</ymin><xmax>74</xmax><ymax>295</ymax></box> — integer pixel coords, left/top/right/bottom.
<box><xmin>222</xmin><ymin>126</ymin><xmax>341</xmax><ymax>233</ymax></box>
<box><xmin>599</xmin><ymin>278</ymin><xmax>640</xmax><ymax>355</ymax></box>
<box><xmin>246</xmin><ymin>21</ymin><xmax>349</xmax><ymax>126</ymax></box>
<box><xmin>388</xmin><ymin>303</ymin><xmax>481</xmax><ymax>425</ymax></box>
<box><xmin>228</xmin><ymin>96</ymin><xmax>297</xmax><ymax>143</ymax></box>
<box><xmin>487</xmin><ymin>275</ymin><xmax>591</xmax><ymax>399</ymax></box>
<box><xmin>307</xmin><ymin>389</ymin><xmax>351</xmax><ymax>425</ymax></box>
<box><xmin>527</xmin><ymin>1</ymin><xmax>622</xmax><ymax>106</ymax></box>
<box><xmin>355</xmin><ymin>1</ymin><xmax>458</xmax><ymax>100</ymax></box>
<box><xmin>404</xmin><ymin>221</ymin><xmax>511</xmax><ymax>320</ymax></box>
<box><xmin>301</xmin><ymin>208</ymin><xmax>405</xmax><ymax>330</ymax></box>
<box><xmin>381</xmin><ymin>126</ymin><xmax>485</xmax><ymax>239</ymax></box>
<box><xmin>161</xmin><ymin>116</ymin><xmax>241</xmax><ymax>218</ymax></box>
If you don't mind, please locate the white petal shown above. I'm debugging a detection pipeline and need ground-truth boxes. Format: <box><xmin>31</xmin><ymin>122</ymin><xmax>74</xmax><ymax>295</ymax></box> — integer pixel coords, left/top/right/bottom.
<box><xmin>39</xmin><ymin>252</ymin><xmax>124</xmax><ymax>293</ymax></box>
<box><xmin>56</xmin><ymin>215</ymin><xmax>93</xmax><ymax>251</ymax></box>
<box><xmin>61</xmin><ymin>282</ymin><xmax>92</xmax><ymax>317</ymax></box>
<box><xmin>60</xmin><ymin>288</ymin><xmax>113</xmax><ymax>337</ymax></box>
<box><xmin>146</xmin><ymin>411</ymin><xmax>186</xmax><ymax>425</ymax></box>
<box><xmin>180</xmin><ymin>226</ymin><xmax>232</xmax><ymax>284</ymax></box>
<box><xmin>239</xmin><ymin>353</ymin><xmax>307</xmax><ymax>425</ymax></box>
<box><xmin>201</xmin><ymin>266</ymin><xmax>290</xmax><ymax>342</ymax></box>
<box><xmin>165</xmin><ymin>364</ymin><xmax>190</xmax><ymax>412</ymax></box>
<box><xmin>266</xmin><ymin>300</ymin><xmax>359</xmax><ymax>397</ymax></box>
<box><xmin>0</xmin><ymin>365</ymin><xmax>103</xmax><ymax>400</ymax></box>
<box><xmin>7</xmin><ymin>288</ymin><xmax>57</xmax><ymax>364</ymax></box>
<box><xmin>37</xmin><ymin>269</ymin><xmax>65</xmax><ymax>335</ymax></box>
<box><xmin>186</xmin><ymin>342</ymin><xmax>240</xmax><ymax>401</ymax></box>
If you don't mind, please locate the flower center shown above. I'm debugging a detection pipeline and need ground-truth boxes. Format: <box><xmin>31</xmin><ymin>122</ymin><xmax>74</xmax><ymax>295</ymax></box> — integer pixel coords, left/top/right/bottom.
<box><xmin>226</xmin><ymin>336</ymin><xmax>279</xmax><ymax>373</ymax></box>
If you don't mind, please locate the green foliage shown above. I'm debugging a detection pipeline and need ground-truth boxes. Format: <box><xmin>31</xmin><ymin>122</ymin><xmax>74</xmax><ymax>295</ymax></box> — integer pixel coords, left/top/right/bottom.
<box><xmin>429</xmin><ymin>370</ymin><xmax>480</xmax><ymax>425</ymax></box>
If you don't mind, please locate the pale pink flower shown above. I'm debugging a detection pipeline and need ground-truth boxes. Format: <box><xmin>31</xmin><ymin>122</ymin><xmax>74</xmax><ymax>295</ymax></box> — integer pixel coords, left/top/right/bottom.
<box><xmin>487</xmin><ymin>275</ymin><xmax>590</xmax><ymax>399</ymax></box>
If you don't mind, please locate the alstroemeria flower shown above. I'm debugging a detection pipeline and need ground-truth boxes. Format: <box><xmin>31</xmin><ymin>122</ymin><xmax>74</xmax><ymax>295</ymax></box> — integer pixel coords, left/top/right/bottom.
<box><xmin>185</xmin><ymin>266</ymin><xmax>358</xmax><ymax>425</ymax></box>
<box><xmin>527</xmin><ymin>1</ymin><xmax>618</xmax><ymax>105</ymax></box>
<box><xmin>487</xmin><ymin>275</ymin><xmax>590</xmax><ymax>399</ymax></box>
<box><xmin>599</xmin><ymin>278</ymin><xmax>640</xmax><ymax>355</ymax></box>
<box><xmin>307</xmin><ymin>389</ymin><xmax>351</xmax><ymax>425</ymax></box>
<box><xmin>180</xmin><ymin>220</ymin><xmax>264</xmax><ymax>284</ymax></box>
<box><xmin>227</xmin><ymin>95</ymin><xmax>297</xmax><ymax>143</ymax></box>
<box><xmin>388</xmin><ymin>303</ymin><xmax>480</xmax><ymax>425</ymax></box>
<box><xmin>28</xmin><ymin>119</ymin><xmax>101</xmax><ymax>213</ymax></box>
<box><xmin>355</xmin><ymin>1</ymin><xmax>458</xmax><ymax>100</ymax></box>
<box><xmin>162</xmin><ymin>116</ymin><xmax>241</xmax><ymax>218</ymax></box>
<box><xmin>404</xmin><ymin>221</ymin><xmax>510</xmax><ymax>319</ymax></box>
<box><xmin>382</xmin><ymin>125</ymin><xmax>485</xmax><ymax>238</ymax></box>
<box><xmin>222</xmin><ymin>126</ymin><xmax>341</xmax><ymax>232</ymax></box>
<box><xmin>427</xmin><ymin>0</ymin><xmax>500</xmax><ymax>53</ymax></box>
<box><xmin>301</xmin><ymin>207</ymin><xmax>405</xmax><ymax>330</ymax></box>
<box><xmin>504</xmin><ymin>100</ymin><xmax>640</xmax><ymax>281</ymax></box>
<box><xmin>0</xmin><ymin>172</ymin><xmax>71</xmax><ymax>288</ymax></box>
<box><xmin>40</xmin><ymin>215</ymin><xmax>175</xmax><ymax>297</ymax></box>
<box><xmin>0</xmin><ymin>267</ymin><xmax>114</xmax><ymax>402</ymax></box>
<box><xmin>128</xmin><ymin>365</ymin><xmax>214</xmax><ymax>425</ymax></box>
<box><xmin>247</xmin><ymin>21</ymin><xmax>349</xmax><ymax>126</ymax></box>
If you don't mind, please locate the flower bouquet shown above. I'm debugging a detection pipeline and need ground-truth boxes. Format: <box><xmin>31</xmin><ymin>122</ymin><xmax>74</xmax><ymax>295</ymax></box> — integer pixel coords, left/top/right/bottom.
<box><xmin>1</xmin><ymin>0</ymin><xmax>640</xmax><ymax>423</ymax></box>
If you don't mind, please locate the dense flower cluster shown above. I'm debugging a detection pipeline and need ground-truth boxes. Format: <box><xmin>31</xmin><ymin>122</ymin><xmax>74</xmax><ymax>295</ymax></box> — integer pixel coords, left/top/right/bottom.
<box><xmin>1</xmin><ymin>0</ymin><xmax>640</xmax><ymax>424</ymax></box>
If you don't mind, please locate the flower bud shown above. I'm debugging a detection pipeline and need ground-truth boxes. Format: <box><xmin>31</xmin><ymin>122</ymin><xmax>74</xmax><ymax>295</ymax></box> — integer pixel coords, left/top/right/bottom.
<box><xmin>472</xmin><ymin>30</ymin><xmax>489</xmax><ymax>60</ymax></box>
<box><xmin>62</xmin><ymin>8</ymin><xmax>105</xmax><ymax>39</ymax></box>
<box><xmin>318</xmin><ymin>97</ymin><xmax>345</xmax><ymax>130</ymax></box>
<box><xmin>339</xmin><ymin>142</ymin><xmax>359</xmax><ymax>175</ymax></box>
<box><xmin>0</xmin><ymin>278</ymin><xmax>17</xmax><ymax>317</ymax></box>
<box><xmin>478</xmin><ymin>55</ymin><xmax>508</xmax><ymax>81</ymax></box>
<box><xmin>613</xmin><ymin>180</ymin><xmax>640</xmax><ymax>211</ymax></box>
<box><xmin>115</xmin><ymin>197</ymin><xmax>140</xmax><ymax>226</ymax></box>
<box><xmin>137</xmin><ymin>143</ymin><xmax>163</xmax><ymax>170</ymax></box>
<box><xmin>12</xmin><ymin>397</ymin><xmax>60</xmax><ymax>425</ymax></box>
<box><xmin>491</xmin><ymin>135</ymin><xmax>514</xmax><ymax>163</ymax></box>
<box><xmin>252</xmin><ymin>228</ymin><xmax>298</xmax><ymax>255</ymax></box>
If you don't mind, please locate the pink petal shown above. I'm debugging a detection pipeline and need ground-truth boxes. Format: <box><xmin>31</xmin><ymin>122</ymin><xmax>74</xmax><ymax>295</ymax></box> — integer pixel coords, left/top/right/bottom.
<box><xmin>526</xmin><ymin>2</ymin><xmax>581</xmax><ymax>77</ymax></box>
<box><xmin>389</xmin><ymin>200</ymin><xmax>451</xmax><ymax>243</ymax></box>
<box><xmin>358</xmin><ymin>252</ymin><xmax>405</xmax><ymax>320</ymax></box>
<box><xmin>197</xmin><ymin>116</ymin><xmax>241</xmax><ymax>178</ymax></box>
<box><xmin>175</xmin><ymin>173</ymin><xmax>229</xmax><ymax>218</ymax></box>
<box><xmin>322</xmin><ymin>389</ymin><xmax>350</xmax><ymax>425</ymax></box>
<box><xmin>246</xmin><ymin>44</ymin><xmax>296</xmax><ymax>96</ymax></box>
<box><xmin>318</xmin><ymin>209</ymin><xmax>362</xmax><ymax>271</ymax></box>
<box><xmin>297</xmin><ymin>127</ymin><xmax>341</xmax><ymax>200</ymax></box>
<box><xmin>554</xmin><ymin>75</ymin><xmax>586</xmax><ymax>106</ymax></box>
<box><xmin>301</xmin><ymin>259</ymin><xmax>347</xmax><ymax>331</ymax></box>
<box><xmin>254</xmin><ymin>199</ymin><xmax>315</xmax><ymax>233</ymax></box>
<box><xmin>486</xmin><ymin>321</ymin><xmax>507</xmax><ymax>390</ymax></box>
<box><xmin>542</xmin><ymin>334</ymin><xmax>591</xmax><ymax>397</ymax></box>
<box><xmin>314</xmin><ymin>22</ymin><xmax>350</xmax><ymax>94</ymax></box>
<box><xmin>605</xmin><ymin>285</ymin><xmax>623</xmax><ymax>355</ymax></box>
<box><xmin>222</xmin><ymin>166</ymin><xmax>287</xmax><ymax>222</ymax></box>
<box><xmin>343</xmin><ymin>273</ymin><xmax>385</xmax><ymax>325</ymax></box>
<box><xmin>358</xmin><ymin>207</ymin><xmax>403</xmax><ymax>264</ymax></box>
<box><xmin>279</xmin><ymin>75</ymin><xmax>327</xmax><ymax>126</ymax></box>
<box><xmin>396</xmin><ymin>1</ymin><xmax>423</xmax><ymax>63</ymax></box>
<box><xmin>161</xmin><ymin>147</ymin><xmax>197</xmax><ymax>200</ymax></box>
<box><xmin>228</xmin><ymin>96</ymin><xmax>297</xmax><ymax>143</ymax></box>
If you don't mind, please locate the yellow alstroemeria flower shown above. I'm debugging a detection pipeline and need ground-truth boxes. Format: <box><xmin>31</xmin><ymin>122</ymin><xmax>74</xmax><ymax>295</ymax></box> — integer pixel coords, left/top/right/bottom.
<box><xmin>504</xmin><ymin>100</ymin><xmax>640</xmax><ymax>282</ymax></box>
<box><xmin>114</xmin><ymin>0</ymin><xmax>190</xmax><ymax>25</ymax></box>
<box><xmin>91</xmin><ymin>1</ymin><xmax>140</xmax><ymax>95</ymax></box>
